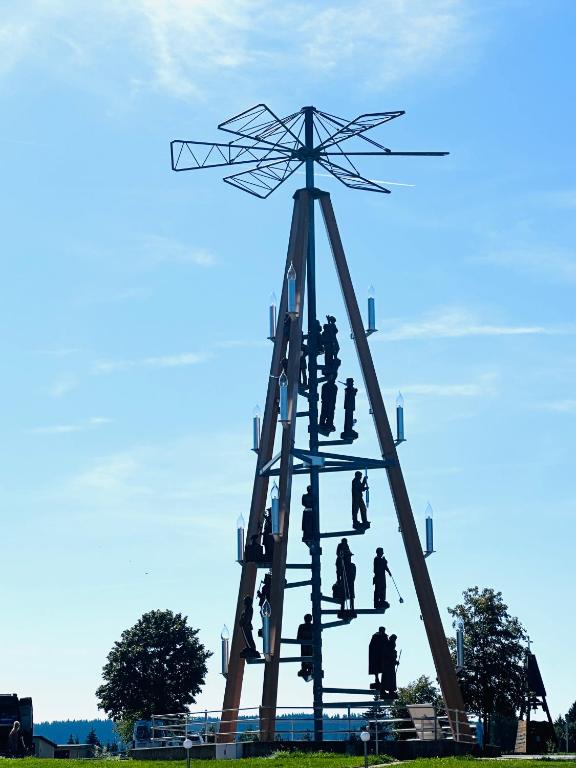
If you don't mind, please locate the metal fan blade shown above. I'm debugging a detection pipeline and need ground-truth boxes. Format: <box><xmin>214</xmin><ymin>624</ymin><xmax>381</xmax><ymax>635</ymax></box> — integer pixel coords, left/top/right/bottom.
<box><xmin>218</xmin><ymin>104</ymin><xmax>305</xmax><ymax>151</ymax></box>
<box><xmin>318</xmin><ymin>159</ymin><xmax>391</xmax><ymax>194</ymax></box>
<box><xmin>223</xmin><ymin>157</ymin><xmax>304</xmax><ymax>199</ymax></box>
<box><xmin>316</xmin><ymin>111</ymin><xmax>405</xmax><ymax>150</ymax></box>
<box><xmin>171</xmin><ymin>140</ymin><xmax>290</xmax><ymax>172</ymax></box>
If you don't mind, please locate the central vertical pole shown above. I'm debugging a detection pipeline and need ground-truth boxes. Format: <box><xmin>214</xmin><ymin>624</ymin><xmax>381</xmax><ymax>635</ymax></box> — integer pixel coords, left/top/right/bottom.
<box><xmin>303</xmin><ymin>106</ymin><xmax>323</xmax><ymax>743</ymax></box>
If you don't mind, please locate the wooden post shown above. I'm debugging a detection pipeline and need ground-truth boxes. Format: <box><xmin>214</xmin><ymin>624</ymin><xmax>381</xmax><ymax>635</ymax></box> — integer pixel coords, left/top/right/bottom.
<box><xmin>219</xmin><ymin>193</ymin><xmax>307</xmax><ymax>742</ymax></box>
<box><xmin>260</xmin><ymin>190</ymin><xmax>310</xmax><ymax>740</ymax></box>
<box><xmin>319</xmin><ymin>192</ymin><xmax>471</xmax><ymax>743</ymax></box>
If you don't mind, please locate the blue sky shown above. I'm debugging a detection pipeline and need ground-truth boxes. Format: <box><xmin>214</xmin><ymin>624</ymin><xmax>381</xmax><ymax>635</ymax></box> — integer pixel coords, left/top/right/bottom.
<box><xmin>1</xmin><ymin>0</ymin><xmax>574</xmax><ymax>724</ymax></box>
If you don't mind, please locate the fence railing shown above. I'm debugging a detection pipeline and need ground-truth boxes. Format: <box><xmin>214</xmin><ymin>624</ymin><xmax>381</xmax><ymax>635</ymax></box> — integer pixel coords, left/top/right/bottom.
<box><xmin>151</xmin><ymin>704</ymin><xmax>475</xmax><ymax>747</ymax></box>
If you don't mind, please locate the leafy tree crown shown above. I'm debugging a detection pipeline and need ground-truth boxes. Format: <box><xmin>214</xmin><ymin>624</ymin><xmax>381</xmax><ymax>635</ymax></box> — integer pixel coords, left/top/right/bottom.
<box><xmin>96</xmin><ymin>609</ymin><xmax>212</xmax><ymax>722</ymax></box>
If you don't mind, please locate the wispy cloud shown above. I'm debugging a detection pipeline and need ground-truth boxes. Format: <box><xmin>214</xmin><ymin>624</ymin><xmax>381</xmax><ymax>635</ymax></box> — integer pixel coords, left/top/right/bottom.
<box><xmin>30</xmin><ymin>417</ymin><xmax>112</xmax><ymax>435</ymax></box>
<box><xmin>214</xmin><ymin>339</ymin><xmax>268</xmax><ymax>350</ymax></box>
<box><xmin>0</xmin><ymin>1</ymin><xmax>473</xmax><ymax>98</ymax></box>
<box><xmin>50</xmin><ymin>377</ymin><xmax>78</xmax><ymax>399</ymax></box>
<box><xmin>93</xmin><ymin>351</ymin><xmax>208</xmax><ymax>374</ymax></box>
<box><xmin>141</xmin><ymin>235</ymin><xmax>216</xmax><ymax>267</ymax></box>
<box><xmin>383</xmin><ymin>373</ymin><xmax>497</xmax><ymax>399</ymax></box>
<box><xmin>377</xmin><ymin>308</ymin><xmax>570</xmax><ymax>341</ymax></box>
<box><xmin>58</xmin><ymin>431</ymin><xmax>253</xmax><ymax>526</ymax></box>
<box><xmin>299</xmin><ymin>0</ymin><xmax>470</xmax><ymax>87</ymax></box>
<box><xmin>476</xmin><ymin>245</ymin><xmax>576</xmax><ymax>284</ymax></box>
<box><xmin>535</xmin><ymin>399</ymin><xmax>576</xmax><ymax>414</ymax></box>
<box><xmin>543</xmin><ymin>190</ymin><xmax>576</xmax><ymax>210</ymax></box>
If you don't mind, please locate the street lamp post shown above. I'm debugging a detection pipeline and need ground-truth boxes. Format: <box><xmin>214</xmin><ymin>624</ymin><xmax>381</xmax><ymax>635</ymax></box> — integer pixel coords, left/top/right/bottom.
<box><xmin>360</xmin><ymin>729</ymin><xmax>370</xmax><ymax>768</ymax></box>
<box><xmin>183</xmin><ymin>738</ymin><xmax>193</xmax><ymax>768</ymax></box>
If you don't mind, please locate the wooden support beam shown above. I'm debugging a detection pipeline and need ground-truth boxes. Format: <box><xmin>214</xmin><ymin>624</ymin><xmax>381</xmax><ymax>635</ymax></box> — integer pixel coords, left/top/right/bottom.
<box><xmin>218</xmin><ymin>193</ymin><xmax>305</xmax><ymax>743</ymax></box>
<box><xmin>260</xmin><ymin>189</ymin><xmax>310</xmax><ymax>741</ymax></box>
<box><xmin>319</xmin><ymin>192</ymin><xmax>471</xmax><ymax>743</ymax></box>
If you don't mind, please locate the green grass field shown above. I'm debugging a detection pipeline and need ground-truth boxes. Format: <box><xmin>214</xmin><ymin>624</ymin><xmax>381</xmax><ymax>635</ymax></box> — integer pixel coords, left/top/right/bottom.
<box><xmin>3</xmin><ymin>756</ymin><xmax>576</xmax><ymax>768</ymax></box>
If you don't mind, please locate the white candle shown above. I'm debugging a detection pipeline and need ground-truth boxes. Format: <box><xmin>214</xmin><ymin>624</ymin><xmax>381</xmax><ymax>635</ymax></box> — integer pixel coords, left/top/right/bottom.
<box><xmin>396</xmin><ymin>391</ymin><xmax>404</xmax><ymax>442</ymax></box>
<box><xmin>252</xmin><ymin>405</ymin><xmax>261</xmax><ymax>451</ymax></box>
<box><xmin>367</xmin><ymin>285</ymin><xmax>376</xmax><ymax>332</ymax></box>
<box><xmin>271</xmin><ymin>482</ymin><xmax>280</xmax><ymax>541</ymax></box>
<box><xmin>261</xmin><ymin>600</ymin><xmax>272</xmax><ymax>660</ymax></box>
<box><xmin>287</xmin><ymin>262</ymin><xmax>297</xmax><ymax>316</ymax></box>
<box><xmin>268</xmin><ymin>292</ymin><xmax>277</xmax><ymax>340</ymax></box>
<box><xmin>279</xmin><ymin>371</ymin><xmax>289</xmax><ymax>423</ymax></box>
<box><xmin>236</xmin><ymin>514</ymin><xmax>245</xmax><ymax>563</ymax></box>
<box><xmin>425</xmin><ymin>503</ymin><xmax>433</xmax><ymax>554</ymax></box>
<box><xmin>220</xmin><ymin>626</ymin><xmax>230</xmax><ymax>676</ymax></box>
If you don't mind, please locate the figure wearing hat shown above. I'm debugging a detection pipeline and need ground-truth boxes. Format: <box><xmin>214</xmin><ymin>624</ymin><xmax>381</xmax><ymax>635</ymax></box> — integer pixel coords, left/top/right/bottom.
<box><xmin>341</xmin><ymin>378</ymin><xmax>358</xmax><ymax>440</ymax></box>
<box><xmin>321</xmin><ymin>315</ymin><xmax>339</xmax><ymax>371</ymax></box>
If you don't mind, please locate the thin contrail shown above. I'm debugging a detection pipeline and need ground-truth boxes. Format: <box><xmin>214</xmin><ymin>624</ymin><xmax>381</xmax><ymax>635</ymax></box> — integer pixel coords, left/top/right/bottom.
<box><xmin>296</xmin><ymin>170</ymin><xmax>415</xmax><ymax>187</ymax></box>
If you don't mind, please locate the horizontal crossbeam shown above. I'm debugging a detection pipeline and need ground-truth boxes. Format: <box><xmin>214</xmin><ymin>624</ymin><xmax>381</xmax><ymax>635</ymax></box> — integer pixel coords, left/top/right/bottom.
<box><xmin>321</xmin><ymin>608</ymin><xmax>386</xmax><ymax>615</ymax></box>
<box><xmin>322</xmin><ymin>687</ymin><xmax>376</xmax><ymax>696</ymax></box>
<box><xmin>246</xmin><ymin>656</ymin><xmax>313</xmax><ymax>665</ymax></box>
<box><xmin>321</xmin><ymin>594</ymin><xmax>340</xmax><ymax>604</ymax></box>
<box><xmin>265</xmin><ymin>462</ymin><xmax>388</xmax><ymax>476</ymax></box>
<box><xmin>321</xmin><ymin>620</ymin><xmax>351</xmax><ymax>629</ymax></box>
<box><xmin>322</xmin><ymin>701</ymin><xmax>380</xmax><ymax>709</ymax></box>
<box><xmin>285</xmin><ymin>579</ymin><xmax>312</xmax><ymax>589</ymax></box>
<box><xmin>319</xmin><ymin>528</ymin><xmax>366</xmax><ymax>539</ymax></box>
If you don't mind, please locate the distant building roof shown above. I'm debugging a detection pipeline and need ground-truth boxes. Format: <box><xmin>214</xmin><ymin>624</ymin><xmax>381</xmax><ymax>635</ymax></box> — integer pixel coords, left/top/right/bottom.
<box><xmin>33</xmin><ymin>735</ymin><xmax>58</xmax><ymax>747</ymax></box>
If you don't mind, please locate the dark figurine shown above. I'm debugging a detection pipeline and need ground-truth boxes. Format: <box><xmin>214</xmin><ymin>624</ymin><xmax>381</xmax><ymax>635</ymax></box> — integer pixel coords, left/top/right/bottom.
<box><xmin>262</xmin><ymin>508</ymin><xmax>274</xmax><ymax>561</ymax></box>
<box><xmin>381</xmin><ymin>634</ymin><xmax>398</xmax><ymax>699</ymax></box>
<box><xmin>341</xmin><ymin>377</ymin><xmax>358</xmax><ymax>440</ymax></box>
<box><xmin>312</xmin><ymin>319</ymin><xmax>324</xmax><ymax>356</ymax></box>
<box><xmin>239</xmin><ymin>596</ymin><xmax>260</xmax><ymax>659</ymax></box>
<box><xmin>282</xmin><ymin>313</ymin><xmax>291</xmax><ymax>341</ymax></box>
<box><xmin>244</xmin><ymin>533</ymin><xmax>265</xmax><ymax>563</ymax></box>
<box><xmin>296</xmin><ymin>613</ymin><xmax>314</xmax><ymax>681</ymax></box>
<box><xmin>257</xmin><ymin>573</ymin><xmax>272</xmax><ymax>608</ymax></box>
<box><xmin>301</xmin><ymin>485</ymin><xmax>314</xmax><ymax>543</ymax></box>
<box><xmin>368</xmin><ymin>626</ymin><xmax>398</xmax><ymax>698</ymax></box>
<box><xmin>300</xmin><ymin>332</ymin><xmax>308</xmax><ymax>387</ymax></box>
<box><xmin>319</xmin><ymin>374</ymin><xmax>337</xmax><ymax>434</ymax></box>
<box><xmin>352</xmin><ymin>471</ymin><xmax>370</xmax><ymax>529</ymax></box>
<box><xmin>369</xmin><ymin>626</ymin><xmax>388</xmax><ymax>689</ymax></box>
<box><xmin>334</xmin><ymin>538</ymin><xmax>356</xmax><ymax>617</ymax></box>
<box><xmin>322</xmin><ymin>315</ymin><xmax>339</xmax><ymax>371</ymax></box>
<box><xmin>373</xmin><ymin>547</ymin><xmax>391</xmax><ymax>610</ymax></box>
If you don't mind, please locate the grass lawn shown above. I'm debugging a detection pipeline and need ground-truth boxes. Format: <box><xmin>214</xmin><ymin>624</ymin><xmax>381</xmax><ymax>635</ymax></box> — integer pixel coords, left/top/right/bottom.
<box><xmin>3</xmin><ymin>756</ymin><xmax>576</xmax><ymax>768</ymax></box>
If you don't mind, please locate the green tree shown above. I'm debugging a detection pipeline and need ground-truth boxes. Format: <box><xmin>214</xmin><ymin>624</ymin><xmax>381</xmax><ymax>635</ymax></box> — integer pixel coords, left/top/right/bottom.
<box><xmin>113</xmin><ymin>719</ymin><xmax>135</xmax><ymax>748</ymax></box>
<box><xmin>447</xmin><ymin>586</ymin><xmax>527</xmax><ymax>737</ymax></box>
<box><xmin>389</xmin><ymin>675</ymin><xmax>442</xmax><ymax>740</ymax></box>
<box><xmin>86</xmin><ymin>728</ymin><xmax>101</xmax><ymax>746</ymax></box>
<box><xmin>554</xmin><ymin>715</ymin><xmax>576</xmax><ymax>752</ymax></box>
<box><xmin>96</xmin><ymin>609</ymin><xmax>212</xmax><ymax>725</ymax></box>
<box><xmin>567</xmin><ymin>700</ymin><xmax>576</xmax><ymax>723</ymax></box>
<box><xmin>66</xmin><ymin>734</ymin><xmax>76</xmax><ymax>745</ymax></box>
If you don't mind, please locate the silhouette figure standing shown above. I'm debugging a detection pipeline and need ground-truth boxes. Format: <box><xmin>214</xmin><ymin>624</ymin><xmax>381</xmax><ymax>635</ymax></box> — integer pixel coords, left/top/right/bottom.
<box><xmin>342</xmin><ymin>378</ymin><xmax>358</xmax><ymax>440</ymax></box>
<box><xmin>297</xmin><ymin>613</ymin><xmax>314</xmax><ymax>681</ymax></box>
<box><xmin>239</xmin><ymin>596</ymin><xmax>260</xmax><ymax>658</ymax></box>
<box><xmin>373</xmin><ymin>547</ymin><xmax>391</xmax><ymax>609</ymax></box>
<box><xmin>351</xmin><ymin>471</ymin><xmax>369</xmax><ymax>529</ymax></box>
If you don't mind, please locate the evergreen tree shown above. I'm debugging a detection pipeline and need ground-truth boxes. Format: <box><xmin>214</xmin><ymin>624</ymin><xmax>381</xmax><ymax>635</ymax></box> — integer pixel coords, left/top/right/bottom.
<box><xmin>86</xmin><ymin>728</ymin><xmax>101</xmax><ymax>747</ymax></box>
<box><xmin>67</xmin><ymin>734</ymin><xmax>76</xmax><ymax>745</ymax></box>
